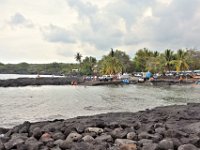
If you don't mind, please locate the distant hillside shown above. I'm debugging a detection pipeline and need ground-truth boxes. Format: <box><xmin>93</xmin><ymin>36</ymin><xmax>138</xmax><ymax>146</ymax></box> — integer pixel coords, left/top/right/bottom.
<box><xmin>0</xmin><ymin>62</ymin><xmax>79</xmax><ymax>75</ymax></box>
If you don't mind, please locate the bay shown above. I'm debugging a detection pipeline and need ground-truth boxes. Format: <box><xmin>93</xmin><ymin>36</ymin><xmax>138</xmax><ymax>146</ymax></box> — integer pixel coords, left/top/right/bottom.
<box><xmin>0</xmin><ymin>84</ymin><xmax>199</xmax><ymax>128</ymax></box>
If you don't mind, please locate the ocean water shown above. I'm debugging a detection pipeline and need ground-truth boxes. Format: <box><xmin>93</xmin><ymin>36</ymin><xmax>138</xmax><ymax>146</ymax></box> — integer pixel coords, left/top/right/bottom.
<box><xmin>0</xmin><ymin>84</ymin><xmax>199</xmax><ymax>128</ymax></box>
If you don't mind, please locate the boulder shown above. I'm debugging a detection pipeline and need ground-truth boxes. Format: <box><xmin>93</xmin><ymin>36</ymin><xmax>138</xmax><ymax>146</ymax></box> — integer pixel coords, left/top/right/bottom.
<box><xmin>127</xmin><ymin>132</ymin><xmax>136</xmax><ymax>140</ymax></box>
<box><xmin>4</xmin><ymin>138</ymin><xmax>24</xmax><ymax>149</ymax></box>
<box><xmin>82</xmin><ymin>135</ymin><xmax>94</xmax><ymax>142</ymax></box>
<box><xmin>40</xmin><ymin>133</ymin><xmax>54</xmax><ymax>143</ymax></box>
<box><xmin>158</xmin><ymin>138</ymin><xmax>174</xmax><ymax>150</ymax></box>
<box><xmin>32</xmin><ymin>127</ymin><xmax>42</xmax><ymax>139</ymax></box>
<box><xmin>52</xmin><ymin>132</ymin><xmax>65</xmax><ymax>140</ymax></box>
<box><xmin>142</xmin><ymin>143</ymin><xmax>158</xmax><ymax>150</ymax></box>
<box><xmin>66</xmin><ymin>132</ymin><xmax>82</xmax><ymax>142</ymax></box>
<box><xmin>178</xmin><ymin>144</ymin><xmax>198</xmax><ymax>150</ymax></box>
<box><xmin>111</xmin><ymin>128</ymin><xmax>128</xmax><ymax>139</ymax></box>
<box><xmin>115</xmin><ymin>139</ymin><xmax>136</xmax><ymax>146</ymax></box>
<box><xmin>85</xmin><ymin>127</ymin><xmax>104</xmax><ymax>134</ymax></box>
<box><xmin>59</xmin><ymin>140</ymin><xmax>72</xmax><ymax>149</ymax></box>
<box><xmin>25</xmin><ymin>137</ymin><xmax>43</xmax><ymax>150</ymax></box>
<box><xmin>120</xmin><ymin>143</ymin><xmax>137</xmax><ymax>150</ymax></box>
<box><xmin>95</xmin><ymin>134</ymin><xmax>113</xmax><ymax>142</ymax></box>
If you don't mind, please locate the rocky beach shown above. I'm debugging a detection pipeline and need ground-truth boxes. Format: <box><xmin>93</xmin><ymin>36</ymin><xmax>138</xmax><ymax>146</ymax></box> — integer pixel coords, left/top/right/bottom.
<box><xmin>1</xmin><ymin>103</ymin><xmax>200</xmax><ymax>150</ymax></box>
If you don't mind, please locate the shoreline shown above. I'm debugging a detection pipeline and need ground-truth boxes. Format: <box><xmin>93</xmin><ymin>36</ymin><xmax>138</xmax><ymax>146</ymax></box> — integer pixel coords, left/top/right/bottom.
<box><xmin>0</xmin><ymin>77</ymin><xmax>198</xmax><ymax>87</ymax></box>
<box><xmin>1</xmin><ymin>103</ymin><xmax>200</xmax><ymax>149</ymax></box>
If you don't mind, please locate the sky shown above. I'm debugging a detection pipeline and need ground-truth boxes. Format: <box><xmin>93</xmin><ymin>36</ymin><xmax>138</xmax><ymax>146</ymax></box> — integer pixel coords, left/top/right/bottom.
<box><xmin>0</xmin><ymin>0</ymin><xmax>200</xmax><ymax>63</ymax></box>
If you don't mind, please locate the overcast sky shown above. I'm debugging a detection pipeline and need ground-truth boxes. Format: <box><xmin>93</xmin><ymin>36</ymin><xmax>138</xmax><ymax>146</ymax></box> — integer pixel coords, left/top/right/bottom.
<box><xmin>0</xmin><ymin>0</ymin><xmax>200</xmax><ymax>63</ymax></box>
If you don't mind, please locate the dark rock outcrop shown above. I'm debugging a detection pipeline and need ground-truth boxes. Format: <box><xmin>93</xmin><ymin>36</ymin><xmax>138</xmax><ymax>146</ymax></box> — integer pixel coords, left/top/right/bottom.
<box><xmin>1</xmin><ymin>103</ymin><xmax>200</xmax><ymax>149</ymax></box>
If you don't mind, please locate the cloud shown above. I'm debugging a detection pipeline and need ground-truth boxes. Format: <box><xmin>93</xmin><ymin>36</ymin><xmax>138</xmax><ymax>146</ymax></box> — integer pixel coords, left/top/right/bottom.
<box><xmin>8</xmin><ymin>12</ymin><xmax>34</xmax><ymax>28</ymax></box>
<box><xmin>66</xmin><ymin>0</ymin><xmax>97</xmax><ymax>18</ymax></box>
<box><xmin>41</xmin><ymin>24</ymin><xmax>76</xmax><ymax>43</ymax></box>
<box><xmin>0</xmin><ymin>0</ymin><xmax>200</xmax><ymax>63</ymax></box>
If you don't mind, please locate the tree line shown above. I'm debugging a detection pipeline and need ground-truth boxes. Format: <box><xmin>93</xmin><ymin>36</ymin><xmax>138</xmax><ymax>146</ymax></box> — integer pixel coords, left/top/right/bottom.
<box><xmin>0</xmin><ymin>48</ymin><xmax>200</xmax><ymax>75</ymax></box>
<box><xmin>75</xmin><ymin>48</ymin><xmax>200</xmax><ymax>75</ymax></box>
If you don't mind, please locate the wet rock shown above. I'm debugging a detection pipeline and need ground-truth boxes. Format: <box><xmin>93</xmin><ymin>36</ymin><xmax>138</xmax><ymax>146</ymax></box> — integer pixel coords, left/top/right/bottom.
<box><xmin>32</xmin><ymin>127</ymin><xmax>42</xmax><ymax>139</ymax></box>
<box><xmin>111</xmin><ymin>128</ymin><xmax>128</xmax><ymax>139</ymax></box>
<box><xmin>82</xmin><ymin>135</ymin><xmax>94</xmax><ymax>142</ymax></box>
<box><xmin>19</xmin><ymin>121</ymin><xmax>31</xmax><ymax>133</ymax></box>
<box><xmin>0</xmin><ymin>128</ymin><xmax>9</xmax><ymax>134</ymax></box>
<box><xmin>158</xmin><ymin>138</ymin><xmax>174</xmax><ymax>150</ymax></box>
<box><xmin>66</xmin><ymin>132</ymin><xmax>82</xmax><ymax>142</ymax></box>
<box><xmin>85</xmin><ymin>127</ymin><xmax>104</xmax><ymax>134</ymax></box>
<box><xmin>127</xmin><ymin>132</ymin><xmax>136</xmax><ymax>140</ymax></box>
<box><xmin>115</xmin><ymin>139</ymin><xmax>136</xmax><ymax>146</ymax></box>
<box><xmin>178</xmin><ymin>144</ymin><xmax>198</xmax><ymax>150</ymax></box>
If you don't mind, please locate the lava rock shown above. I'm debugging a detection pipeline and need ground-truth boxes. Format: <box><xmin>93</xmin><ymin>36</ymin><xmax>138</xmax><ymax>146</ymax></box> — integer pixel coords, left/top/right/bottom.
<box><xmin>178</xmin><ymin>144</ymin><xmax>199</xmax><ymax>150</ymax></box>
<box><xmin>82</xmin><ymin>135</ymin><xmax>94</xmax><ymax>142</ymax></box>
<box><xmin>158</xmin><ymin>138</ymin><xmax>174</xmax><ymax>150</ymax></box>
<box><xmin>66</xmin><ymin>132</ymin><xmax>82</xmax><ymax>142</ymax></box>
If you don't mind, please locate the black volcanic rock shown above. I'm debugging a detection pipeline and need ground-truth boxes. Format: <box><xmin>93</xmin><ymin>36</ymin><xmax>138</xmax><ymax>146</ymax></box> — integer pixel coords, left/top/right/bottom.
<box><xmin>1</xmin><ymin>103</ymin><xmax>200</xmax><ymax>149</ymax></box>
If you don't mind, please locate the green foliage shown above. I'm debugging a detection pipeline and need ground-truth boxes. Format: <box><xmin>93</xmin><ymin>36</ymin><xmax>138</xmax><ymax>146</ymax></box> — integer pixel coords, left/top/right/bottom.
<box><xmin>171</xmin><ymin>49</ymin><xmax>189</xmax><ymax>72</ymax></box>
<box><xmin>186</xmin><ymin>49</ymin><xmax>200</xmax><ymax>70</ymax></box>
<box><xmin>164</xmin><ymin>49</ymin><xmax>175</xmax><ymax>72</ymax></box>
<box><xmin>0</xmin><ymin>48</ymin><xmax>199</xmax><ymax>75</ymax></box>
<box><xmin>80</xmin><ymin>56</ymin><xmax>97</xmax><ymax>75</ymax></box>
<box><xmin>100</xmin><ymin>56</ymin><xmax>123</xmax><ymax>75</ymax></box>
<box><xmin>75</xmin><ymin>52</ymin><xmax>82</xmax><ymax>63</ymax></box>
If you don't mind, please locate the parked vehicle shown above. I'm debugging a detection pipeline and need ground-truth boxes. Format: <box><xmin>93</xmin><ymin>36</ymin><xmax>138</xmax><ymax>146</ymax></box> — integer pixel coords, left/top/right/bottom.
<box><xmin>99</xmin><ymin>75</ymin><xmax>113</xmax><ymax>81</ymax></box>
<box><xmin>119</xmin><ymin>73</ymin><xmax>131</xmax><ymax>80</ymax></box>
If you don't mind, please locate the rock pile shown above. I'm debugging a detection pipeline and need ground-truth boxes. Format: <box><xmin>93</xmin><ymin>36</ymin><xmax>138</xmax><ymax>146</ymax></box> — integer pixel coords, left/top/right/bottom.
<box><xmin>1</xmin><ymin>103</ymin><xmax>200</xmax><ymax>149</ymax></box>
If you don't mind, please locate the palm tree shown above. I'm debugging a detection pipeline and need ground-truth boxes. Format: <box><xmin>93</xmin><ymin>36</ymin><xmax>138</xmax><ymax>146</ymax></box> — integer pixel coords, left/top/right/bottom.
<box><xmin>164</xmin><ymin>49</ymin><xmax>174</xmax><ymax>72</ymax></box>
<box><xmin>75</xmin><ymin>52</ymin><xmax>82</xmax><ymax>63</ymax></box>
<box><xmin>100</xmin><ymin>56</ymin><xmax>123</xmax><ymax>75</ymax></box>
<box><xmin>75</xmin><ymin>52</ymin><xmax>82</xmax><ymax>72</ymax></box>
<box><xmin>109</xmin><ymin>48</ymin><xmax>115</xmax><ymax>57</ymax></box>
<box><xmin>172</xmin><ymin>49</ymin><xmax>189</xmax><ymax>72</ymax></box>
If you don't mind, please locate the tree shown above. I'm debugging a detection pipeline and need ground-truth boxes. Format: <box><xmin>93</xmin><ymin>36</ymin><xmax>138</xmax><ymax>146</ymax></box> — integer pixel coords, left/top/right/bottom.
<box><xmin>75</xmin><ymin>52</ymin><xmax>82</xmax><ymax>63</ymax></box>
<box><xmin>114</xmin><ymin>50</ymin><xmax>134</xmax><ymax>73</ymax></box>
<box><xmin>133</xmin><ymin>48</ymin><xmax>154</xmax><ymax>72</ymax></box>
<box><xmin>100</xmin><ymin>56</ymin><xmax>123</xmax><ymax>75</ymax></box>
<box><xmin>81</xmin><ymin>56</ymin><xmax>97</xmax><ymax>75</ymax></box>
<box><xmin>186</xmin><ymin>49</ymin><xmax>200</xmax><ymax>70</ymax></box>
<box><xmin>164</xmin><ymin>49</ymin><xmax>174</xmax><ymax>72</ymax></box>
<box><xmin>75</xmin><ymin>52</ymin><xmax>82</xmax><ymax>72</ymax></box>
<box><xmin>172</xmin><ymin>49</ymin><xmax>189</xmax><ymax>72</ymax></box>
<box><xmin>109</xmin><ymin>48</ymin><xmax>115</xmax><ymax>57</ymax></box>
